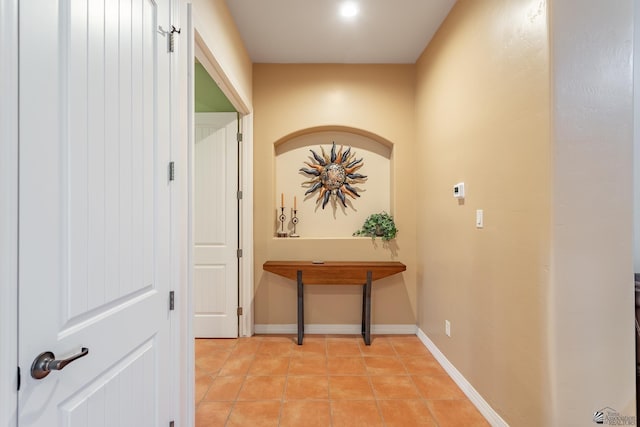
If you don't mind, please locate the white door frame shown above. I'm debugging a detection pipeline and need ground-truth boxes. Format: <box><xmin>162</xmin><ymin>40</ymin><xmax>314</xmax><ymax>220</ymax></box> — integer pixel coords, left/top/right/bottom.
<box><xmin>0</xmin><ymin>0</ymin><xmax>18</xmax><ymax>424</ymax></box>
<box><xmin>173</xmin><ymin>3</ymin><xmax>254</xmax><ymax>426</ymax></box>
<box><xmin>189</xmin><ymin>41</ymin><xmax>253</xmax><ymax>337</ymax></box>
<box><xmin>189</xmin><ymin>15</ymin><xmax>254</xmax><ymax>337</ymax></box>
<box><xmin>238</xmin><ymin>113</ymin><xmax>255</xmax><ymax>339</ymax></box>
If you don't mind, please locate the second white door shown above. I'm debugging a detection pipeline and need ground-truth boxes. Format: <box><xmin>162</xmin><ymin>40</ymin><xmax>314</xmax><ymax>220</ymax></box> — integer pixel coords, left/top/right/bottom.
<box><xmin>194</xmin><ymin>113</ymin><xmax>239</xmax><ymax>338</ymax></box>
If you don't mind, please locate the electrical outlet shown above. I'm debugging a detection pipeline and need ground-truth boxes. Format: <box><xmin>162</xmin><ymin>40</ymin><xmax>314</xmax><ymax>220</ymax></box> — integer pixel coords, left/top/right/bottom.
<box><xmin>445</xmin><ymin>320</ymin><xmax>451</xmax><ymax>337</ymax></box>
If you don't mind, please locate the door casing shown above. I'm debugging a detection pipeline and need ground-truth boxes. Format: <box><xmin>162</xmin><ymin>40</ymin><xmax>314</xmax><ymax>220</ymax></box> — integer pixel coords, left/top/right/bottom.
<box><xmin>191</xmin><ymin>30</ymin><xmax>254</xmax><ymax>340</ymax></box>
<box><xmin>0</xmin><ymin>0</ymin><xmax>18</xmax><ymax>424</ymax></box>
<box><xmin>173</xmin><ymin>3</ymin><xmax>254</xmax><ymax>425</ymax></box>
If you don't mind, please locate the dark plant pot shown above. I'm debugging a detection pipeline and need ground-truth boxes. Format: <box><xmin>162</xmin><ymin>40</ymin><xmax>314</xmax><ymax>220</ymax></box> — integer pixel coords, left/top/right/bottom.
<box><xmin>375</xmin><ymin>226</ymin><xmax>384</xmax><ymax>237</ymax></box>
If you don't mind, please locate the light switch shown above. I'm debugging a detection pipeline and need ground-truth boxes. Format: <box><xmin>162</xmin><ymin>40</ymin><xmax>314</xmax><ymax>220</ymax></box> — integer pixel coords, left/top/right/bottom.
<box><xmin>453</xmin><ymin>183</ymin><xmax>465</xmax><ymax>199</ymax></box>
<box><xmin>476</xmin><ymin>209</ymin><xmax>483</xmax><ymax>228</ymax></box>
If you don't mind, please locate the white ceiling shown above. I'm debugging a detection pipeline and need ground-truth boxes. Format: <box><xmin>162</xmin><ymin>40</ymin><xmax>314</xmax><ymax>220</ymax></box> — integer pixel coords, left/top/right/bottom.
<box><xmin>224</xmin><ymin>0</ymin><xmax>457</xmax><ymax>64</ymax></box>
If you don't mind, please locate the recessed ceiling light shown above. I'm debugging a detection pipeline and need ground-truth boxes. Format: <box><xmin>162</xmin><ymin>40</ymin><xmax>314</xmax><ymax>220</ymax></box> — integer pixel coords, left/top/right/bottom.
<box><xmin>339</xmin><ymin>1</ymin><xmax>359</xmax><ymax>19</ymax></box>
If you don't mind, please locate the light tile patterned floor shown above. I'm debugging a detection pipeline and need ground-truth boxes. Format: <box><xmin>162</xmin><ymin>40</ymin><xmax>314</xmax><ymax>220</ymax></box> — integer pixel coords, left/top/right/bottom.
<box><xmin>195</xmin><ymin>335</ymin><xmax>489</xmax><ymax>427</ymax></box>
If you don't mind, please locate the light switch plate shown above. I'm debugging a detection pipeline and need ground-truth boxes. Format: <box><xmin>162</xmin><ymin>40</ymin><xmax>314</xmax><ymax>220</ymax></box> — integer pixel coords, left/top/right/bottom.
<box><xmin>476</xmin><ymin>209</ymin><xmax>483</xmax><ymax>228</ymax></box>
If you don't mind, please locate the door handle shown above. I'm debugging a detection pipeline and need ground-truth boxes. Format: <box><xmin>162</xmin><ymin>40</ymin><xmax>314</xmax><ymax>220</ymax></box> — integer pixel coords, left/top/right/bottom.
<box><xmin>30</xmin><ymin>347</ymin><xmax>89</xmax><ymax>379</ymax></box>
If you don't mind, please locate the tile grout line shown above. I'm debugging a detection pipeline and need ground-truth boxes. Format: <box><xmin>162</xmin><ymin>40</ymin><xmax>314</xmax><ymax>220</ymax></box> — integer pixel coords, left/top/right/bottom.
<box><xmin>366</xmin><ymin>352</ymin><xmax>389</xmax><ymax>427</ymax></box>
<box><xmin>324</xmin><ymin>337</ymin><xmax>335</xmax><ymax>427</ymax></box>
<box><xmin>196</xmin><ymin>335</ymin><xmax>487</xmax><ymax>427</ymax></box>
<box><xmin>225</xmin><ymin>339</ymin><xmax>241</xmax><ymax>427</ymax></box>
<box><xmin>229</xmin><ymin>339</ymin><xmax>257</xmax><ymax>426</ymax></box>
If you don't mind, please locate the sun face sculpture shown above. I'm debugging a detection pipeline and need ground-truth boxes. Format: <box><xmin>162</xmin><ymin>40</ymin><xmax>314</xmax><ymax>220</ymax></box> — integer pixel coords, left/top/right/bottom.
<box><xmin>300</xmin><ymin>142</ymin><xmax>367</xmax><ymax>209</ymax></box>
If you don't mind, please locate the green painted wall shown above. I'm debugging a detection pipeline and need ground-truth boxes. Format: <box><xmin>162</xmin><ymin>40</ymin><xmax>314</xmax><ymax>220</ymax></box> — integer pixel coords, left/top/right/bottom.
<box><xmin>194</xmin><ymin>62</ymin><xmax>236</xmax><ymax>112</ymax></box>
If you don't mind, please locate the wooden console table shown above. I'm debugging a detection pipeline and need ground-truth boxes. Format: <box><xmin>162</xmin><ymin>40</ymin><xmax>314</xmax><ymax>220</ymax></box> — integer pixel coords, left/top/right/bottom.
<box><xmin>262</xmin><ymin>261</ymin><xmax>406</xmax><ymax>345</ymax></box>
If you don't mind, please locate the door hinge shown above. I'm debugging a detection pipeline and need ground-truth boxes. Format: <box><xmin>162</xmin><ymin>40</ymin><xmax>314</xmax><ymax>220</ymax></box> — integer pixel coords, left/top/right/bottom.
<box><xmin>237</xmin><ymin>190</ymin><xmax>243</xmax><ymax>200</ymax></box>
<box><xmin>169</xmin><ymin>26</ymin><xmax>181</xmax><ymax>53</ymax></box>
<box><xmin>236</xmin><ymin>249</ymin><xmax>243</xmax><ymax>258</ymax></box>
<box><xmin>237</xmin><ymin>307</ymin><xmax>243</xmax><ymax>316</ymax></box>
<box><xmin>17</xmin><ymin>366</ymin><xmax>20</xmax><ymax>391</ymax></box>
<box><xmin>237</xmin><ymin>132</ymin><xmax>243</xmax><ymax>143</ymax></box>
<box><xmin>169</xmin><ymin>161</ymin><xmax>175</xmax><ymax>181</ymax></box>
<box><xmin>169</xmin><ymin>291</ymin><xmax>175</xmax><ymax>311</ymax></box>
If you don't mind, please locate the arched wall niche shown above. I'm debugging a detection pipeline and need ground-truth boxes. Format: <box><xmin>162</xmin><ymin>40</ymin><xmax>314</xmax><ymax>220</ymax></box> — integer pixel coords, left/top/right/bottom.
<box><xmin>273</xmin><ymin>125</ymin><xmax>394</xmax><ymax>149</ymax></box>
<box><xmin>274</xmin><ymin>126</ymin><xmax>394</xmax><ymax>239</ymax></box>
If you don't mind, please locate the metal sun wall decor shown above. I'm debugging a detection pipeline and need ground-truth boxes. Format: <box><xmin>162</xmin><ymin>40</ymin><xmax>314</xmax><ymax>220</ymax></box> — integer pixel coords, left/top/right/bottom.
<box><xmin>299</xmin><ymin>142</ymin><xmax>367</xmax><ymax>209</ymax></box>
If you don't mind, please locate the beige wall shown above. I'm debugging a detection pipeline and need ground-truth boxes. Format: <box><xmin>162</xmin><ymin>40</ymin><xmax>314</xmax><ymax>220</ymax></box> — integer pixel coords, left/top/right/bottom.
<box><xmin>415</xmin><ymin>0</ymin><xmax>551</xmax><ymax>425</ymax></box>
<box><xmin>416</xmin><ymin>0</ymin><xmax>637</xmax><ymax>425</ymax></box>
<box><xmin>253</xmin><ymin>64</ymin><xmax>417</xmax><ymax>326</ymax></box>
<box><xmin>191</xmin><ymin>0</ymin><xmax>252</xmax><ymax>111</ymax></box>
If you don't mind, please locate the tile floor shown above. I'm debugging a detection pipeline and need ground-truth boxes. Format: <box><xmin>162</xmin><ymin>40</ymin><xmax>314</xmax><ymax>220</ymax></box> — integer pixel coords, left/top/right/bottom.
<box><xmin>195</xmin><ymin>335</ymin><xmax>490</xmax><ymax>427</ymax></box>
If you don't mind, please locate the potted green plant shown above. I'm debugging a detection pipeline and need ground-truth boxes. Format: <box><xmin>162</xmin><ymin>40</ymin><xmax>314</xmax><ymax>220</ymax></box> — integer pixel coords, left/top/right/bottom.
<box><xmin>353</xmin><ymin>212</ymin><xmax>398</xmax><ymax>241</ymax></box>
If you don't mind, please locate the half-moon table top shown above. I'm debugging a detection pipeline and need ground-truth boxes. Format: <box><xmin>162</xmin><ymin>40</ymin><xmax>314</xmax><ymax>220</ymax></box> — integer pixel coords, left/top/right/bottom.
<box><xmin>262</xmin><ymin>261</ymin><xmax>406</xmax><ymax>285</ymax></box>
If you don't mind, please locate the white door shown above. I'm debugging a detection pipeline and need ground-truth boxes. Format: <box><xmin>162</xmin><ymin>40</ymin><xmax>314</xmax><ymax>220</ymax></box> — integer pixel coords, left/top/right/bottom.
<box><xmin>193</xmin><ymin>113</ymin><xmax>239</xmax><ymax>338</ymax></box>
<box><xmin>18</xmin><ymin>0</ymin><xmax>173</xmax><ymax>425</ymax></box>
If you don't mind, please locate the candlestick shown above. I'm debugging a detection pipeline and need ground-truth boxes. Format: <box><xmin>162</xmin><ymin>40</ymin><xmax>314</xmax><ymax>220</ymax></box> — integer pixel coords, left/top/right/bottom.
<box><xmin>277</xmin><ymin>207</ymin><xmax>288</xmax><ymax>237</ymax></box>
<box><xmin>290</xmin><ymin>208</ymin><xmax>300</xmax><ymax>238</ymax></box>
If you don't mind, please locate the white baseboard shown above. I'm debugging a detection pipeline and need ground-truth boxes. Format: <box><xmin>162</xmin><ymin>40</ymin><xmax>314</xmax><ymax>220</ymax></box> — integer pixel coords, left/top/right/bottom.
<box><xmin>416</xmin><ymin>328</ymin><xmax>508</xmax><ymax>427</ymax></box>
<box><xmin>254</xmin><ymin>324</ymin><xmax>418</xmax><ymax>335</ymax></box>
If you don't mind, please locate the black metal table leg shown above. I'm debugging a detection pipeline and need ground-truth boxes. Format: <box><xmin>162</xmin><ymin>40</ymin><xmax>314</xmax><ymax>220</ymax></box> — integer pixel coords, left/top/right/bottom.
<box><xmin>297</xmin><ymin>270</ymin><xmax>304</xmax><ymax>345</ymax></box>
<box><xmin>361</xmin><ymin>283</ymin><xmax>366</xmax><ymax>337</ymax></box>
<box><xmin>363</xmin><ymin>270</ymin><xmax>372</xmax><ymax>345</ymax></box>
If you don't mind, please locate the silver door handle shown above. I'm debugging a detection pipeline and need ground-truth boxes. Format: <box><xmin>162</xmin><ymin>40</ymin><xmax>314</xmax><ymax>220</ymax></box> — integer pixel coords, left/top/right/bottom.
<box><xmin>30</xmin><ymin>347</ymin><xmax>89</xmax><ymax>379</ymax></box>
